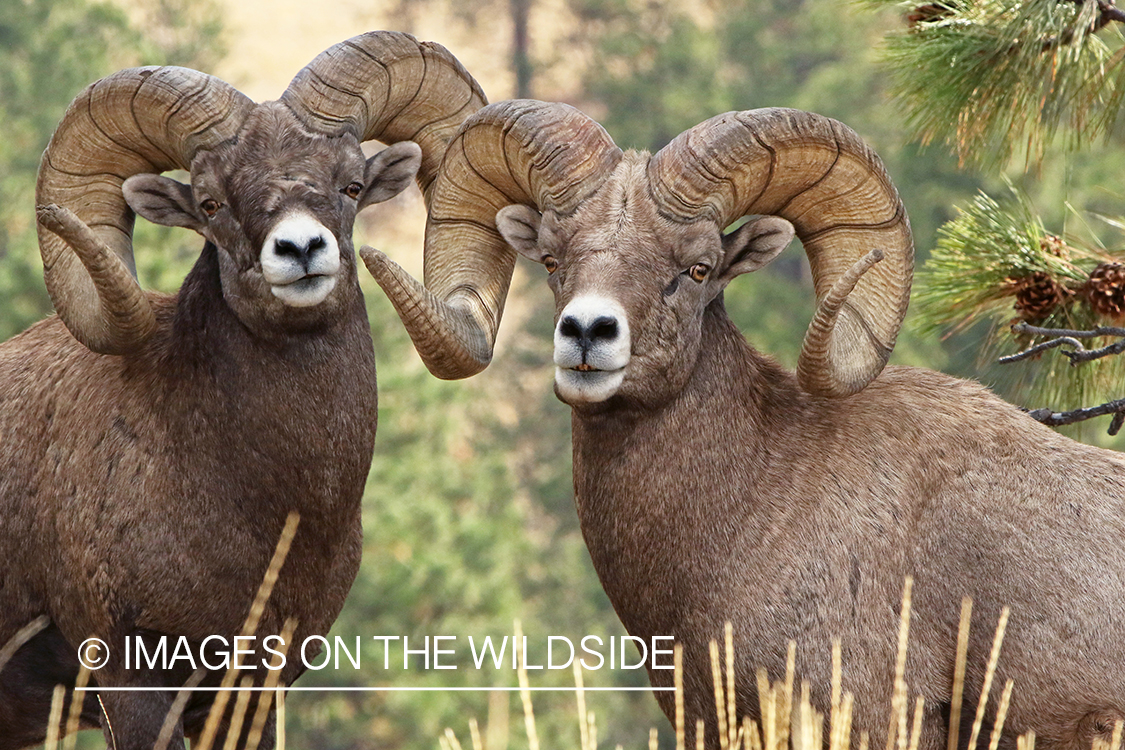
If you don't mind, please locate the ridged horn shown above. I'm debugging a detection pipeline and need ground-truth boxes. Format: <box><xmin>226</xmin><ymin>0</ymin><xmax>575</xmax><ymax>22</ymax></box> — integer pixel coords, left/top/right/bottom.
<box><xmin>280</xmin><ymin>31</ymin><xmax>488</xmax><ymax>201</ymax></box>
<box><xmin>37</xmin><ymin>66</ymin><xmax>254</xmax><ymax>354</ymax></box>
<box><xmin>364</xmin><ymin>100</ymin><xmax>623</xmax><ymax>379</ymax></box>
<box><xmin>648</xmin><ymin>108</ymin><xmax>913</xmax><ymax>398</ymax></box>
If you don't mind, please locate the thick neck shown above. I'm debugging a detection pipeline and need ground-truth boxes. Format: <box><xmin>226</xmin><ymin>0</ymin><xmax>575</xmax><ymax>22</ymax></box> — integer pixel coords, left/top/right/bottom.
<box><xmin>569</xmin><ymin>302</ymin><xmax>807</xmax><ymax>633</ymax></box>
<box><xmin>143</xmin><ymin>242</ymin><xmax>378</xmax><ymax>525</ymax></box>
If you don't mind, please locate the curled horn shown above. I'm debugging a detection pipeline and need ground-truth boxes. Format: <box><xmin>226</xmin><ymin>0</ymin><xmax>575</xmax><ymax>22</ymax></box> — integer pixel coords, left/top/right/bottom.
<box><xmin>648</xmin><ymin>108</ymin><xmax>913</xmax><ymax>398</ymax></box>
<box><xmin>36</xmin><ymin>67</ymin><xmax>254</xmax><ymax>354</ymax></box>
<box><xmin>363</xmin><ymin>100</ymin><xmax>623</xmax><ymax>379</ymax></box>
<box><xmin>280</xmin><ymin>31</ymin><xmax>488</xmax><ymax>200</ymax></box>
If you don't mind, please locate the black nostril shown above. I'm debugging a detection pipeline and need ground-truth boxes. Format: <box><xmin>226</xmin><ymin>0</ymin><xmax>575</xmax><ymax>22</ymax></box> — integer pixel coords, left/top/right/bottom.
<box><xmin>275</xmin><ymin>238</ymin><xmax>302</xmax><ymax>259</ymax></box>
<box><xmin>559</xmin><ymin>314</ymin><xmax>619</xmax><ymax>351</ymax></box>
<box><xmin>274</xmin><ymin>235</ymin><xmax>327</xmax><ymax>261</ymax></box>
<box><xmin>559</xmin><ymin>316</ymin><xmax>582</xmax><ymax>340</ymax></box>
<box><xmin>589</xmin><ymin>316</ymin><xmax>618</xmax><ymax>342</ymax></box>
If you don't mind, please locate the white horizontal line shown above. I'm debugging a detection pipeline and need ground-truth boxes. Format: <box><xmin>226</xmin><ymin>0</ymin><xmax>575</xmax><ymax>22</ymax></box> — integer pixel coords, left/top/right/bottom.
<box><xmin>86</xmin><ymin>686</ymin><xmax>672</xmax><ymax>693</ymax></box>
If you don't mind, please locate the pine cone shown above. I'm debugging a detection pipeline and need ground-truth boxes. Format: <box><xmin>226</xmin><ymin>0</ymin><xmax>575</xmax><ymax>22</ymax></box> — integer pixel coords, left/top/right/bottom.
<box><xmin>1013</xmin><ymin>271</ymin><xmax>1063</xmax><ymax>323</ymax></box>
<box><xmin>1087</xmin><ymin>262</ymin><xmax>1125</xmax><ymax>319</ymax></box>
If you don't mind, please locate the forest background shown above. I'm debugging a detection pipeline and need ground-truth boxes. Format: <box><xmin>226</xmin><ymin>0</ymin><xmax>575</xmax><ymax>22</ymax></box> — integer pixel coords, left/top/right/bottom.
<box><xmin>3</xmin><ymin>0</ymin><xmax>1123</xmax><ymax>747</ymax></box>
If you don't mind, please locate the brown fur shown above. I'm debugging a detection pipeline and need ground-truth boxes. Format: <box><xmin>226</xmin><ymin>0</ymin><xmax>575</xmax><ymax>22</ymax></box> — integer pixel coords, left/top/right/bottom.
<box><xmin>504</xmin><ymin>154</ymin><xmax>1125</xmax><ymax>750</ymax></box>
<box><xmin>0</xmin><ymin>107</ymin><xmax>390</xmax><ymax>749</ymax></box>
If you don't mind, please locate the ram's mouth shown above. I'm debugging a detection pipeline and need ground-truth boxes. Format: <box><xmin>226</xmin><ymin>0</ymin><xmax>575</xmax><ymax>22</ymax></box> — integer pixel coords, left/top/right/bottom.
<box><xmin>270</xmin><ymin>273</ymin><xmax>338</xmax><ymax>308</ymax></box>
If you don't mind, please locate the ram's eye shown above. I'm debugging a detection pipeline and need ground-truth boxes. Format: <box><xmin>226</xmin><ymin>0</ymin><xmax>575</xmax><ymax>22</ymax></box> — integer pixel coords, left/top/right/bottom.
<box><xmin>343</xmin><ymin>182</ymin><xmax>363</xmax><ymax>200</ymax></box>
<box><xmin>544</xmin><ymin>255</ymin><xmax>559</xmax><ymax>274</ymax></box>
<box><xmin>200</xmin><ymin>199</ymin><xmax>220</xmax><ymax>217</ymax></box>
<box><xmin>689</xmin><ymin>263</ymin><xmax>710</xmax><ymax>283</ymax></box>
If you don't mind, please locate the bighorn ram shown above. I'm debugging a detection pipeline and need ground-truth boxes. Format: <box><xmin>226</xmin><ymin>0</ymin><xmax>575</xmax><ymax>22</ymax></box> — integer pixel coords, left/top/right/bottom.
<box><xmin>365</xmin><ymin>101</ymin><xmax>1125</xmax><ymax>750</ymax></box>
<box><xmin>0</xmin><ymin>32</ymin><xmax>485</xmax><ymax>749</ymax></box>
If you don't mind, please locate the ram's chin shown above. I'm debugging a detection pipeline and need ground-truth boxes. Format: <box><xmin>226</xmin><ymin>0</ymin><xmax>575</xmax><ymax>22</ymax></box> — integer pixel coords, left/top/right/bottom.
<box><xmin>270</xmin><ymin>275</ymin><xmax>338</xmax><ymax>308</ymax></box>
<box><xmin>554</xmin><ymin>367</ymin><xmax>626</xmax><ymax>404</ymax></box>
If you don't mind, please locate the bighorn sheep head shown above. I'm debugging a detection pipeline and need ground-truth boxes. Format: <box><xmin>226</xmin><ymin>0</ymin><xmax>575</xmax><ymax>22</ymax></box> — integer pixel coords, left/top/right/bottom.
<box><xmin>36</xmin><ymin>31</ymin><xmax>486</xmax><ymax>352</ymax></box>
<box><xmin>366</xmin><ymin>101</ymin><xmax>913</xmax><ymax>402</ymax></box>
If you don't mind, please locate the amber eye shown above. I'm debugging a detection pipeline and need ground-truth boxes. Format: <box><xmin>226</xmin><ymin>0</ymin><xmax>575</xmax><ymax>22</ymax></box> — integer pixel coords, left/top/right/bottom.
<box><xmin>343</xmin><ymin>182</ymin><xmax>363</xmax><ymax>199</ymax></box>
<box><xmin>200</xmin><ymin>199</ymin><xmax>220</xmax><ymax>217</ymax></box>
<box><xmin>544</xmin><ymin>255</ymin><xmax>559</xmax><ymax>274</ymax></box>
<box><xmin>689</xmin><ymin>263</ymin><xmax>710</xmax><ymax>282</ymax></box>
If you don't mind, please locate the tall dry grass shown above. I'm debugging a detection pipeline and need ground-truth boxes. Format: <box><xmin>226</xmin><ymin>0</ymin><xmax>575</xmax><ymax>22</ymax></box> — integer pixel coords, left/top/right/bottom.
<box><xmin>439</xmin><ymin>578</ymin><xmax>1123</xmax><ymax>750</ymax></box>
<box><xmin>6</xmin><ymin>559</ymin><xmax>1125</xmax><ymax>750</ymax></box>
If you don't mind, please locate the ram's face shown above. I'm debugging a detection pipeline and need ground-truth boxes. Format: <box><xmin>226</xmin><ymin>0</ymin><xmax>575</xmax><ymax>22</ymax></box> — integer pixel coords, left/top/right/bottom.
<box><xmin>498</xmin><ymin>156</ymin><xmax>796</xmax><ymax>408</ymax></box>
<box><xmin>124</xmin><ymin>103</ymin><xmax>421</xmax><ymax>335</ymax></box>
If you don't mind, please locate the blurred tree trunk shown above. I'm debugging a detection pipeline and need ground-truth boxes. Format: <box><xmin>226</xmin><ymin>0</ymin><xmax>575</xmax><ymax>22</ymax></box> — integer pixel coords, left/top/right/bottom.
<box><xmin>512</xmin><ymin>0</ymin><xmax>533</xmax><ymax>97</ymax></box>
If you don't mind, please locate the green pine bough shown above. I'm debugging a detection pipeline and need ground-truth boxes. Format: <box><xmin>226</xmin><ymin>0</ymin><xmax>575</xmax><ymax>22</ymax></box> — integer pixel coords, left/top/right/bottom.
<box><xmin>914</xmin><ymin>184</ymin><xmax>1125</xmax><ymax>432</ymax></box>
<box><xmin>862</xmin><ymin>0</ymin><xmax>1125</xmax><ymax>168</ymax></box>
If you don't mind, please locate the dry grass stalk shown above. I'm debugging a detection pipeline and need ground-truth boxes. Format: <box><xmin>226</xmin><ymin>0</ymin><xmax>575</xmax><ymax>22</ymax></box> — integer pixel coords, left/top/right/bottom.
<box><xmin>488</xmin><ymin>690</ymin><xmax>510</xmax><ymax>750</ymax></box>
<box><xmin>0</xmin><ymin>615</ymin><xmax>49</xmax><ymax>676</ymax></box>
<box><xmin>245</xmin><ymin>616</ymin><xmax>298</xmax><ymax>750</ymax></box>
<box><xmin>45</xmin><ymin>683</ymin><xmax>65</xmax><ymax>749</ymax></box>
<box><xmin>781</xmin><ymin>643</ymin><xmax>796</xmax><ymax>750</ymax></box>
<box><xmin>727</xmin><ymin>624</ymin><xmax>737</xmax><ymax>750</ymax></box>
<box><xmin>440</xmin><ymin>731</ymin><xmax>454</xmax><ymax>750</ymax></box>
<box><xmin>1016</xmin><ymin>730</ymin><xmax>1036</xmax><ymax>750</ymax></box>
<box><xmin>948</xmin><ymin>598</ymin><xmax>973</xmax><ymax>750</ymax></box>
<box><xmin>588</xmin><ymin>711</ymin><xmax>598</xmax><ymax>750</ymax></box>
<box><xmin>513</xmin><ymin>620</ymin><xmax>540</xmax><ymax>750</ymax></box>
<box><xmin>650</xmin><ymin>728</ymin><xmax>660</xmax><ymax>750</ymax></box>
<box><xmin>746</xmin><ymin>716</ymin><xmax>761</xmax><ymax>750</ymax></box>
<box><xmin>837</xmin><ymin>692</ymin><xmax>855</xmax><ymax>750</ymax></box>
<box><xmin>276</xmin><ymin>686</ymin><xmax>286</xmax><ymax>750</ymax></box>
<box><xmin>469</xmin><ymin>717</ymin><xmax>484</xmax><ymax>750</ymax></box>
<box><xmin>967</xmin><ymin>608</ymin><xmax>1010</xmax><ymax>750</ymax></box>
<box><xmin>675</xmin><ymin>645</ymin><xmax>686</xmax><ymax>750</ymax></box>
<box><xmin>988</xmin><ymin>680</ymin><xmax>1015</xmax><ymax>750</ymax></box>
<box><xmin>831</xmin><ymin>641</ymin><xmax>843</xmax><ymax>747</ymax></box>
<box><xmin>221</xmin><ymin>676</ymin><xmax>256</xmax><ymax>750</ymax></box>
<box><xmin>696</xmin><ymin>719</ymin><xmax>706</xmax><ymax>750</ymax></box>
<box><xmin>906</xmin><ymin>697</ymin><xmax>925</xmax><ymax>750</ymax></box>
<box><xmin>446</xmin><ymin>727</ymin><xmax>466</xmax><ymax>750</ymax></box>
<box><xmin>61</xmin><ymin>663</ymin><xmax>90</xmax><ymax>750</ymax></box>
<box><xmin>575</xmin><ymin>660</ymin><xmax>591</xmax><ymax>750</ymax></box>
<box><xmin>710</xmin><ymin>640</ymin><xmax>730</xmax><ymax>750</ymax></box>
<box><xmin>197</xmin><ymin>510</ymin><xmax>300</xmax><ymax>750</ymax></box>
<box><xmin>154</xmin><ymin>668</ymin><xmax>208</xmax><ymax>750</ymax></box>
<box><xmin>886</xmin><ymin>577</ymin><xmax>914</xmax><ymax>750</ymax></box>
<box><xmin>758</xmin><ymin>668</ymin><xmax>774</xmax><ymax>750</ymax></box>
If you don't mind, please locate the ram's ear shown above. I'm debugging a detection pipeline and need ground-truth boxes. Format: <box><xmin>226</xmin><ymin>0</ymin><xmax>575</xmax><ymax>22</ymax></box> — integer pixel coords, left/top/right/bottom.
<box><xmin>123</xmin><ymin>174</ymin><xmax>206</xmax><ymax>230</ymax></box>
<box><xmin>496</xmin><ymin>204</ymin><xmax>543</xmax><ymax>262</ymax></box>
<box><xmin>718</xmin><ymin>216</ymin><xmax>795</xmax><ymax>285</ymax></box>
<box><xmin>359</xmin><ymin>141</ymin><xmax>423</xmax><ymax>210</ymax></box>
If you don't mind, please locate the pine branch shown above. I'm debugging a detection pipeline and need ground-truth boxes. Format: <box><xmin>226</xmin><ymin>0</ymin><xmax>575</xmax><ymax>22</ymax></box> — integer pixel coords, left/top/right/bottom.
<box><xmin>1000</xmin><ymin>323</ymin><xmax>1125</xmax><ymax>362</ymax></box>
<box><xmin>1024</xmin><ymin>398</ymin><xmax>1125</xmax><ymax>433</ymax></box>
<box><xmin>1001</xmin><ymin>323</ymin><xmax>1125</xmax><ymax>433</ymax></box>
